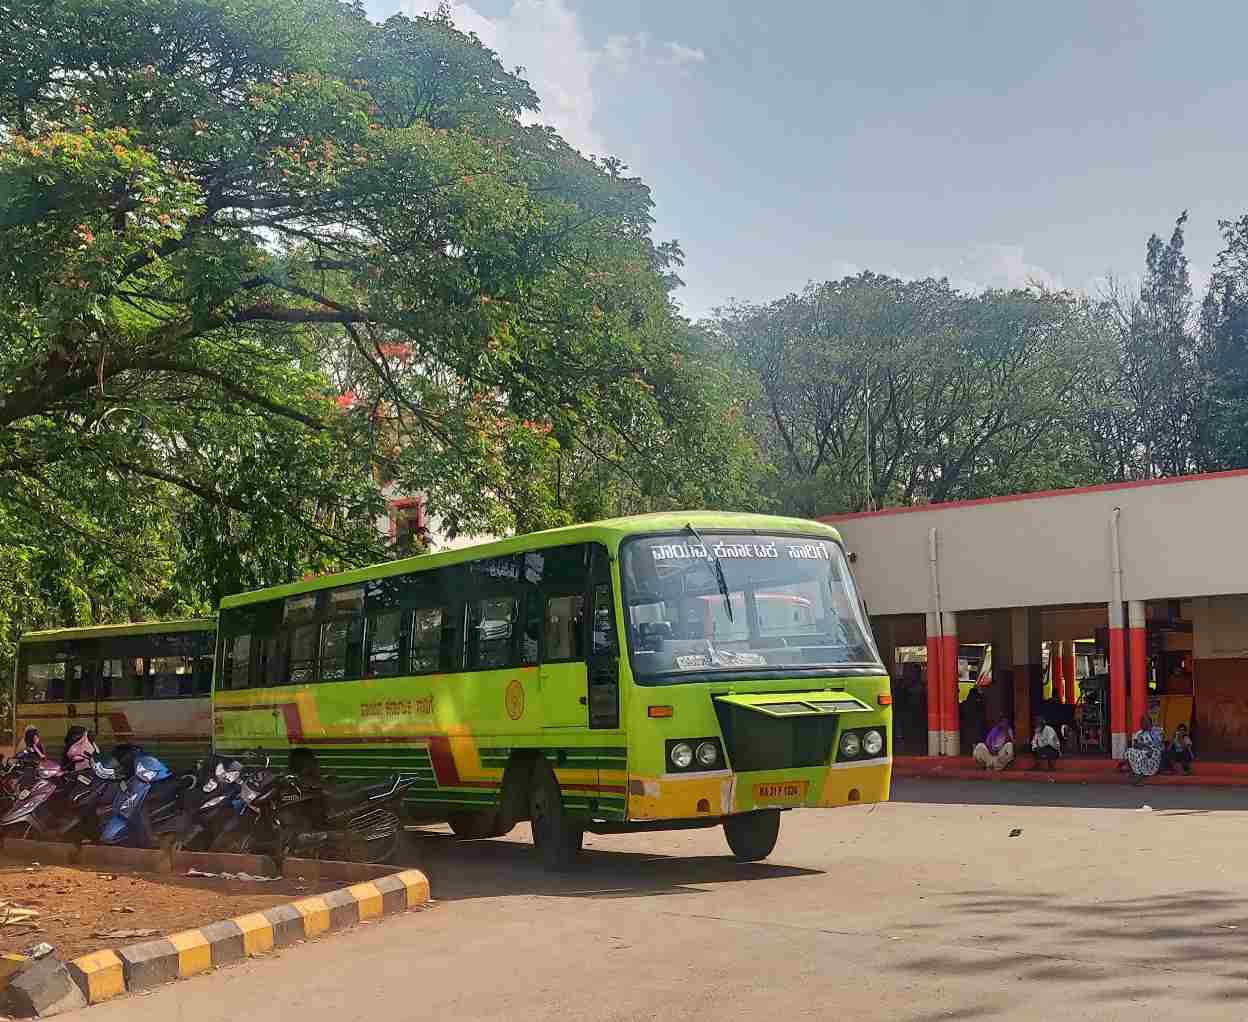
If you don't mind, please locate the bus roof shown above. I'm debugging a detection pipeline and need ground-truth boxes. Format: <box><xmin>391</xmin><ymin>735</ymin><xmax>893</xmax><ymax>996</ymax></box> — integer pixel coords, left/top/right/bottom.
<box><xmin>19</xmin><ymin>618</ymin><xmax>216</xmax><ymax>644</ymax></box>
<box><xmin>221</xmin><ymin>511</ymin><xmax>844</xmax><ymax>611</ymax></box>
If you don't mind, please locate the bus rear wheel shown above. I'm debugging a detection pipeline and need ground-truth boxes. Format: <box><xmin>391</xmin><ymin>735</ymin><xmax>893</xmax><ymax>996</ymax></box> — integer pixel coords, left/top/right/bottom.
<box><xmin>723</xmin><ymin>810</ymin><xmax>781</xmax><ymax>861</ymax></box>
<box><xmin>528</xmin><ymin>760</ymin><xmax>583</xmax><ymax>871</ymax></box>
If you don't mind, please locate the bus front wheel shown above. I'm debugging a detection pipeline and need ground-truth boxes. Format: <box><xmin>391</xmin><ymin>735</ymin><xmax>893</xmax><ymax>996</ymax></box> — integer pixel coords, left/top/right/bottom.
<box><xmin>723</xmin><ymin>810</ymin><xmax>781</xmax><ymax>861</ymax></box>
<box><xmin>528</xmin><ymin>759</ymin><xmax>583</xmax><ymax>871</ymax></box>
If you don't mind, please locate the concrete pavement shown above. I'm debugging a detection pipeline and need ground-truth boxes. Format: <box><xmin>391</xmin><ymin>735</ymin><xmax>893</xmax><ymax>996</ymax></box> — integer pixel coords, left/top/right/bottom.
<box><xmin>61</xmin><ymin>779</ymin><xmax>1248</xmax><ymax>1021</ymax></box>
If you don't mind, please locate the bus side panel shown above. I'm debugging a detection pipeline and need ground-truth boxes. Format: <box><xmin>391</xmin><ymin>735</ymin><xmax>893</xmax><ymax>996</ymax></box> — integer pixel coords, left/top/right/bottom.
<box><xmin>214</xmin><ymin>667</ymin><xmax>629</xmax><ymax>822</ymax></box>
<box><xmin>96</xmin><ymin>697</ymin><xmax>212</xmax><ymax>772</ymax></box>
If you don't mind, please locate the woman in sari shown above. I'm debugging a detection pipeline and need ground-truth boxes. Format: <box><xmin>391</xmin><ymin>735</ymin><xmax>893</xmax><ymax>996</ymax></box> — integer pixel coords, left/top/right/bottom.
<box><xmin>1124</xmin><ymin>713</ymin><xmax>1162</xmax><ymax>783</ymax></box>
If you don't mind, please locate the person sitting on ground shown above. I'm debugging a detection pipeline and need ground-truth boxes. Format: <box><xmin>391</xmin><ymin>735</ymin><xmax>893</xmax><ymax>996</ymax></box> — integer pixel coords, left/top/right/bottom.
<box><xmin>1163</xmin><ymin>723</ymin><xmax>1194</xmax><ymax>775</ymax></box>
<box><xmin>1124</xmin><ymin>712</ymin><xmax>1163</xmax><ymax>784</ymax></box>
<box><xmin>973</xmin><ymin>716</ymin><xmax>1015</xmax><ymax>771</ymax></box>
<box><xmin>1029</xmin><ymin>715</ymin><xmax>1061</xmax><ymax>772</ymax></box>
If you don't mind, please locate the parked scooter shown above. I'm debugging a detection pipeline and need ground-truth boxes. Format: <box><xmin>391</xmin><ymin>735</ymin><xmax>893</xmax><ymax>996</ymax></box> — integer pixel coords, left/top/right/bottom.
<box><xmin>39</xmin><ymin>753</ymin><xmax>123</xmax><ymax>843</ymax></box>
<box><xmin>99</xmin><ymin>749</ymin><xmax>193</xmax><ymax>848</ymax></box>
<box><xmin>0</xmin><ymin>757</ymin><xmax>66</xmax><ymax>837</ymax></box>
<box><xmin>175</xmin><ymin>756</ymin><xmax>247</xmax><ymax>851</ymax></box>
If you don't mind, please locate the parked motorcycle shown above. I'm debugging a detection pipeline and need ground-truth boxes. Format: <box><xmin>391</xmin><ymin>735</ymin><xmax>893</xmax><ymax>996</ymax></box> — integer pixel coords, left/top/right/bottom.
<box><xmin>175</xmin><ymin>756</ymin><xmax>248</xmax><ymax>851</ymax></box>
<box><xmin>38</xmin><ymin>753</ymin><xmax>123</xmax><ymax>843</ymax></box>
<box><xmin>212</xmin><ymin>771</ymin><xmax>415</xmax><ymax>863</ymax></box>
<box><xmin>0</xmin><ymin>757</ymin><xmax>66</xmax><ymax>837</ymax></box>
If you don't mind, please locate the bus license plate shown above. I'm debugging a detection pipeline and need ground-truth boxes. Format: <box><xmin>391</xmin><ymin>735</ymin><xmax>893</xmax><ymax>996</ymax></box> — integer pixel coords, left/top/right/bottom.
<box><xmin>753</xmin><ymin>781</ymin><xmax>808</xmax><ymax>804</ymax></box>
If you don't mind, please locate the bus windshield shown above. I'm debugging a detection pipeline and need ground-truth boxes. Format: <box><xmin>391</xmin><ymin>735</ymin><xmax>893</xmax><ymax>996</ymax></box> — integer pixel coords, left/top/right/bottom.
<box><xmin>621</xmin><ymin>532</ymin><xmax>880</xmax><ymax>683</ymax></box>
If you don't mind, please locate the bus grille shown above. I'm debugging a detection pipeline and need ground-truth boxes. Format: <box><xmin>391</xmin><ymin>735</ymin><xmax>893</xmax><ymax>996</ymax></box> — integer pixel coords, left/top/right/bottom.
<box><xmin>713</xmin><ymin>701</ymin><xmax>838</xmax><ymax>773</ymax></box>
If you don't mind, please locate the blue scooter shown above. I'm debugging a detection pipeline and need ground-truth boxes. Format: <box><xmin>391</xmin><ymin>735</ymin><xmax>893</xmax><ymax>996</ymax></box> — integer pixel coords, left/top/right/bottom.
<box><xmin>100</xmin><ymin>749</ymin><xmax>189</xmax><ymax>847</ymax></box>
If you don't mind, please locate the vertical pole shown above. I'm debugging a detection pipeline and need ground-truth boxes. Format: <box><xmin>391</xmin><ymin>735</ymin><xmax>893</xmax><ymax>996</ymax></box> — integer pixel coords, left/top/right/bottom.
<box><xmin>1109</xmin><ymin>507</ymin><xmax>1127</xmax><ymax>759</ymax></box>
<box><xmin>925</xmin><ymin>611</ymin><xmax>943</xmax><ymax>757</ymax></box>
<box><xmin>1109</xmin><ymin>601</ymin><xmax>1127</xmax><ymax>759</ymax></box>
<box><xmin>1129</xmin><ymin>600</ymin><xmax>1148</xmax><ymax>730</ymax></box>
<box><xmin>1052</xmin><ymin>641</ymin><xmax>1067</xmax><ymax>705</ymax></box>
<box><xmin>941</xmin><ymin>611</ymin><xmax>960</xmax><ymax>756</ymax></box>
<box><xmin>1063</xmin><ymin>645</ymin><xmax>1077</xmax><ymax>705</ymax></box>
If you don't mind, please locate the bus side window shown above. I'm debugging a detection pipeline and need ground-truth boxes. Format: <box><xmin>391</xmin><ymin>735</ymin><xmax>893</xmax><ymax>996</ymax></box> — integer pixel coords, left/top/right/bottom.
<box><xmin>257</xmin><ymin>634</ymin><xmax>283</xmax><ymax>688</ymax></box>
<box><xmin>66</xmin><ymin>660</ymin><xmax>95</xmax><ymax>703</ymax></box>
<box><xmin>365</xmin><ymin>608</ymin><xmax>406</xmax><ymax>677</ymax></box>
<box><xmin>544</xmin><ymin>594</ymin><xmax>585</xmax><ymax>661</ymax></box>
<box><xmin>100</xmin><ymin>657</ymin><xmax>134</xmax><ymax>699</ymax></box>
<box><xmin>591</xmin><ymin>546</ymin><xmax>618</xmax><ymax>656</ymax></box>
<box><xmin>225</xmin><ymin>636</ymin><xmax>252</xmax><ymax>690</ymax></box>
<box><xmin>22</xmin><ymin>661</ymin><xmax>65</xmax><ymax>703</ymax></box>
<box><xmin>467</xmin><ymin>595</ymin><xmax>517</xmax><ymax>670</ymax></box>
<box><xmin>320</xmin><ymin>586</ymin><xmax>365</xmax><ymax>682</ymax></box>
<box><xmin>195</xmin><ymin>655</ymin><xmax>213</xmax><ymax>695</ymax></box>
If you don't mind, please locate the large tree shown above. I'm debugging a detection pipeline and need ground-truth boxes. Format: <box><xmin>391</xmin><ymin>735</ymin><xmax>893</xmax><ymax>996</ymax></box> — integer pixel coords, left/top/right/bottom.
<box><xmin>0</xmin><ymin>0</ymin><xmax>757</xmax><ymax>660</ymax></box>
<box><xmin>715</xmin><ymin>274</ymin><xmax>1114</xmax><ymax>515</ymax></box>
<box><xmin>1199</xmin><ymin>214</ymin><xmax>1248</xmax><ymax>468</ymax></box>
<box><xmin>1098</xmin><ymin>213</ymin><xmax>1205</xmax><ymax>479</ymax></box>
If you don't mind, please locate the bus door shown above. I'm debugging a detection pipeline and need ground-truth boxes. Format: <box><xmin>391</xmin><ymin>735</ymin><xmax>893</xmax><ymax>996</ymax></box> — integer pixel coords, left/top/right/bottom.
<box><xmin>539</xmin><ymin>572</ymin><xmax>589</xmax><ymax>728</ymax></box>
<box><xmin>586</xmin><ymin>546</ymin><xmax>619</xmax><ymax>731</ymax></box>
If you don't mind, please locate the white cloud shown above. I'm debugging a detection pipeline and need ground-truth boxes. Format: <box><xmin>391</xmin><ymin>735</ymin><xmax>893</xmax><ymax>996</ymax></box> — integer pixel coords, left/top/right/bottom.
<box><xmin>935</xmin><ymin>243</ymin><xmax>1063</xmax><ymax>294</ymax></box>
<box><xmin>411</xmin><ymin>2</ymin><xmax>707</xmax><ymax>158</ymax></box>
<box><xmin>662</xmin><ymin>41</ymin><xmax>707</xmax><ymax>67</ymax></box>
<box><xmin>600</xmin><ymin>32</ymin><xmax>708</xmax><ymax>74</ymax></box>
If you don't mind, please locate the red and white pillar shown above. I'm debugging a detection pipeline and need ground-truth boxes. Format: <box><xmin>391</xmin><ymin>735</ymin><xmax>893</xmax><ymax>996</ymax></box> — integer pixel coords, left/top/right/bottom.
<box><xmin>1109</xmin><ymin>601</ymin><xmax>1127</xmax><ymax>759</ymax></box>
<box><xmin>926</xmin><ymin>612</ymin><xmax>943</xmax><ymax>757</ymax></box>
<box><xmin>1052</xmin><ymin>641</ymin><xmax>1067</xmax><ymax>705</ymax></box>
<box><xmin>1128</xmin><ymin>600</ymin><xmax>1148</xmax><ymax>731</ymax></box>
<box><xmin>1063</xmin><ymin>645</ymin><xmax>1077</xmax><ymax>705</ymax></box>
<box><xmin>941</xmin><ymin>612</ymin><xmax>959</xmax><ymax>756</ymax></box>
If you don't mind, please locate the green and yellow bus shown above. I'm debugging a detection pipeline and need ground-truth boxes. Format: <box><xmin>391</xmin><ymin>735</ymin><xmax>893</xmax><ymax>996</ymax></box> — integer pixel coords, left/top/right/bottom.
<box><xmin>214</xmin><ymin>512</ymin><xmax>891</xmax><ymax>867</ymax></box>
<box><xmin>12</xmin><ymin>620</ymin><xmax>215</xmax><ymax>770</ymax></box>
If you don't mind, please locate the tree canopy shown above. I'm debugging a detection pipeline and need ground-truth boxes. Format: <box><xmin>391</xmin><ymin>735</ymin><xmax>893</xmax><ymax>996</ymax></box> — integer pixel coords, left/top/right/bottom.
<box><xmin>0</xmin><ymin>0</ymin><xmax>758</xmax><ymax>660</ymax></box>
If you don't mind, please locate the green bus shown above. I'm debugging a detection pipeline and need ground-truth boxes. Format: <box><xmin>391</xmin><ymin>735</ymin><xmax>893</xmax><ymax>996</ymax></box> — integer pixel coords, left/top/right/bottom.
<box><xmin>212</xmin><ymin>512</ymin><xmax>891</xmax><ymax>867</ymax></box>
<box><xmin>12</xmin><ymin>620</ymin><xmax>215</xmax><ymax>770</ymax></box>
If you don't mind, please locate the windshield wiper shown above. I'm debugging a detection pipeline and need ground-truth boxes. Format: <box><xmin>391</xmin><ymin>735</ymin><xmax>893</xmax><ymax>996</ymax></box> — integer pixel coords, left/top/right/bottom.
<box><xmin>684</xmin><ymin>522</ymin><xmax>733</xmax><ymax>623</ymax></box>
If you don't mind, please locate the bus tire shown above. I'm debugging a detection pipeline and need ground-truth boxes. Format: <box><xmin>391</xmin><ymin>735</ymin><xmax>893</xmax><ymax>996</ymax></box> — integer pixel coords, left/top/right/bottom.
<box><xmin>723</xmin><ymin>810</ymin><xmax>781</xmax><ymax>861</ymax></box>
<box><xmin>528</xmin><ymin>759</ymin><xmax>582</xmax><ymax>871</ymax></box>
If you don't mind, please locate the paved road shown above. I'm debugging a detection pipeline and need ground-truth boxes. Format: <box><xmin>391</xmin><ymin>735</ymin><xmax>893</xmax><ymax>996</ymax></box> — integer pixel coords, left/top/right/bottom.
<box><xmin>66</xmin><ymin>779</ymin><xmax>1248</xmax><ymax>1021</ymax></box>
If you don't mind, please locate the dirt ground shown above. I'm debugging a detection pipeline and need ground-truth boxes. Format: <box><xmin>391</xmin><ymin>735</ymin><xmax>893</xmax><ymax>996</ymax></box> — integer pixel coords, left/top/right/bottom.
<box><xmin>0</xmin><ymin>859</ymin><xmax>340</xmax><ymax>959</ymax></box>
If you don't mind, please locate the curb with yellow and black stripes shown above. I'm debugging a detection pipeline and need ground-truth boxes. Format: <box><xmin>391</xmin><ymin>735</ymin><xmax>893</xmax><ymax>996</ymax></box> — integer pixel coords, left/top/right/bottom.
<box><xmin>66</xmin><ymin>869</ymin><xmax>430</xmax><ymax>1005</ymax></box>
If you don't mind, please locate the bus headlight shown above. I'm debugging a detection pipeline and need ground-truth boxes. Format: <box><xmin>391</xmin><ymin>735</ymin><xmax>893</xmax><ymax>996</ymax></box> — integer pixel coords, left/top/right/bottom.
<box><xmin>695</xmin><ymin>741</ymin><xmax>719</xmax><ymax>768</ymax></box>
<box><xmin>862</xmin><ymin>730</ymin><xmax>884</xmax><ymax>756</ymax></box>
<box><xmin>840</xmin><ymin>732</ymin><xmax>862</xmax><ymax>758</ymax></box>
<box><xmin>670</xmin><ymin>743</ymin><xmax>694</xmax><ymax>769</ymax></box>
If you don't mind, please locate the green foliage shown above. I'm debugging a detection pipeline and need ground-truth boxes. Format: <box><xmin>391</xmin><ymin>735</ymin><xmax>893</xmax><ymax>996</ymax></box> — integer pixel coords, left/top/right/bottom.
<box><xmin>714</xmin><ymin>274</ymin><xmax>1113</xmax><ymax>515</ymax></box>
<box><xmin>0</xmin><ymin>0</ymin><xmax>759</xmax><ymax>666</ymax></box>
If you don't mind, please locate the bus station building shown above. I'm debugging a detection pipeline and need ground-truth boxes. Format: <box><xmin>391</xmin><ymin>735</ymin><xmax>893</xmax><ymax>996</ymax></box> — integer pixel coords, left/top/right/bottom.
<box><xmin>822</xmin><ymin>470</ymin><xmax>1248</xmax><ymax>765</ymax></box>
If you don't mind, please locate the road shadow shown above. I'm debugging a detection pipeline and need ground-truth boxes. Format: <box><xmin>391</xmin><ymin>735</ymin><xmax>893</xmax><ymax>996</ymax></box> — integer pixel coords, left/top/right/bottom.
<box><xmin>896</xmin><ymin>886</ymin><xmax>1248</xmax><ymax>1006</ymax></box>
<box><xmin>397</xmin><ymin>826</ymin><xmax>822</xmax><ymax>901</ymax></box>
<box><xmin>892</xmin><ymin>777</ymin><xmax>1248</xmax><ymax>813</ymax></box>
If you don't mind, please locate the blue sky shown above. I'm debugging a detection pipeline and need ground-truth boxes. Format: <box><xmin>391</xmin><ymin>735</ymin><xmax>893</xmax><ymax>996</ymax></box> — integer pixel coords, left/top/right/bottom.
<box><xmin>366</xmin><ymin>1</ymin><xmax>1248</xmax><ymax>320</ymax></box>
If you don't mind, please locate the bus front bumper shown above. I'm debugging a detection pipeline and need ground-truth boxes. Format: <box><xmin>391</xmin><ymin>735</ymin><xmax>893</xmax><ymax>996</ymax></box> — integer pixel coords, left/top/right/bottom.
<box><xmin>625</xmin><ymin>759</ymin><xmax>891</xmax><ymax>822</ymax></box>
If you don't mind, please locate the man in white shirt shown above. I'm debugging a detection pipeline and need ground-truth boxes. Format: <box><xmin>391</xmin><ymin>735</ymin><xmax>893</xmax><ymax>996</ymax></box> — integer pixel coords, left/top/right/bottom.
<box><xmin>1029</xmin><ymin>716</ymin><xmax>1061</xmax><ymax>772</ymax></box>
